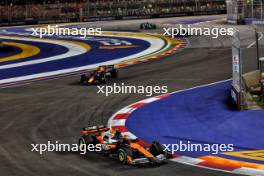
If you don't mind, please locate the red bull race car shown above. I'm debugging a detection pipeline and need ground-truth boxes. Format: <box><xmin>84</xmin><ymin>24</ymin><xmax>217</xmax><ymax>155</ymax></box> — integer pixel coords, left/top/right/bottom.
<box><xmin>80</xmin><ymin>65</ymin><xmax>118</xmax><ymax>85</ymax></box>
<box><xmin>79</xmin><ymin>125</ymin><xmax>172</xmax><ymax>165</ymax></box>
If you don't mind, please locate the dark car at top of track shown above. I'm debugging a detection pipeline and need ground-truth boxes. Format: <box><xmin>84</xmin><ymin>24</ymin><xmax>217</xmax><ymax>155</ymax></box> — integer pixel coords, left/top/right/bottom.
<box><xmin>80</xmin><ymin>65</ymin><xmax>118</xmax><ymax>85</ymax></box>
<box><xmin>140</xmin><ymin>22</ymin><xmax>157</xmax><ymax>30</ymax></box>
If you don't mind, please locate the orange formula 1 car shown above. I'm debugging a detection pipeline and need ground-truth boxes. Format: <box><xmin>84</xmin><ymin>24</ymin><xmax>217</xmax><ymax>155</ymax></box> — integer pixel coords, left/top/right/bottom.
<box><xmin>79</xmin><ymin>125</ymin><xmax>172</xmax><ymax>165</ymax></box>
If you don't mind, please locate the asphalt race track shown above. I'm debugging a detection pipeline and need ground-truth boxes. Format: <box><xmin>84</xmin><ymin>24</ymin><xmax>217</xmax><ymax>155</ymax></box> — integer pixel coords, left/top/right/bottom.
<box><xmin>0</xmin><ymin>15</ymin><xmax>263</xmax><ymax>176</ymax></box>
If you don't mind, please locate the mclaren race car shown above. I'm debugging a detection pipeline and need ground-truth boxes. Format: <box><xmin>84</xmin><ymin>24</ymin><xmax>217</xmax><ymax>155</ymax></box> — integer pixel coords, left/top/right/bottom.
<box><xmin>79</xmin><ymin>125</ymin><xmax>172</xmax><ymax>165</ymax></box>
<box><xmin>80</xmin><ymin>65</ymin><xmax>118</xmax><ymax>85</ymax></box>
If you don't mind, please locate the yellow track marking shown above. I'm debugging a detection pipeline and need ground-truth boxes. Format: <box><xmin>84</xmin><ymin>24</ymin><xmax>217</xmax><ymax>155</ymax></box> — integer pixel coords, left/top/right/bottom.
<box><xmin>0</xmin><ymin>35</ymin><xmax>91</xmax><ymax>54</ymax></box>
<box><xmin>222</xmin><ymin>150</ymin><xmax>264</xmax><ymax>161</ymax></box>
<box><xmin>0</xmin><ymin>42</ymin><xmax>40</xmax><ymax>62</ymax></box>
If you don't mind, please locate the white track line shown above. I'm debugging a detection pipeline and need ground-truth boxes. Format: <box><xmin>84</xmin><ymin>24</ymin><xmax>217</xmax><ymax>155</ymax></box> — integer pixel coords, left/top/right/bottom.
<box><xmin>247</xmin><ymin>32</ymin><xmax>263</xmax><ymax>48</ymax></box>
<box><xmin>106</xmin><ymin>79</ymin><xmax>264</xmax><ymax>175</ymax></box>
<box><xmin>0</xmin><ymin>36</ymin><xmax>88</xmax><ymax>70</ymax></box>
<box><xmin>0</xmin><ymin>33</ymin><xmax>166</xmax><ymax>84</ymax></box>
<box><xmin>0</xmin><ymin>32</ymin><xmax>165</xmax><ymax>70</ymax></box>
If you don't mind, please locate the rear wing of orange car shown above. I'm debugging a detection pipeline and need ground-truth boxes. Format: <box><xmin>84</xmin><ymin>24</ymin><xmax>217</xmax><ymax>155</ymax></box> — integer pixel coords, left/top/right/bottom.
<box><xmin>81</xmin><ymin>125</ymin><xmax>109</xmax><ymax>135</ymax></box>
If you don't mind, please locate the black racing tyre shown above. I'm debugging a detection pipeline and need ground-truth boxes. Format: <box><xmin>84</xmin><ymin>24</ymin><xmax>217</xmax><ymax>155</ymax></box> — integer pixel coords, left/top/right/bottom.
<box><xmin>79</xmin><ymin>137</ymin><xmax>87</xmax><ymax>151</ymax></box>
<box><xmin>118</xmin><ymin>149</ymin><xmax>127</xmax><ymax>164</ymax></box>
<box><xmin>105</xmin><ymin>76</ymin><xmax>111</xmax><ymax>83</ymax></box>
<box><xmin>80</xmin><ymin>74</ymin><xmax>86</xmax><ymax>84</ymax></box>
<box><xmin>111</xmin><ymin>69</ymin><xmax>118</xmax><ymax>78</ymax></box>
<box><xmin>104</xmin><ymin>72</ymin><xmax>111</xmax><ymax>82</ymax></box>
<box><xmin>87</xmin><ymin>134</ymin><xmax>99</xmax><ymax>145</ymax></box>
<box><xmin>100</xmin><ymin>76</ymin><xmax>106</xmax><ymax>84</ymax></box>
<box><xmin>150</xmin><ymin>141</ymin><xmax>165</xmax><ymax>156</ymax></box>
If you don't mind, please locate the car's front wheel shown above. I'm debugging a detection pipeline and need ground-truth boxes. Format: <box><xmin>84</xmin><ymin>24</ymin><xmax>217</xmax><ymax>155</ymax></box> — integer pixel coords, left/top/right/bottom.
<box><xmin>111</xmin><ymin>70</ymin><xmax>118</xmax><ymax>78</ymax></box>
<box><xmin>118</xmin><ymin>149</ymin><xmax>127</xmax><ymax>164</ymax></box>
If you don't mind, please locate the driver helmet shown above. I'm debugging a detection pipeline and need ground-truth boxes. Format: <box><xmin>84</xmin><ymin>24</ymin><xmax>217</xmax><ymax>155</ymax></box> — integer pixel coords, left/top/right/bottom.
<box><xmin>122</xmin><ymin>135</ymin><xmax>130</xmax><ymax>144</ymax></box>
<box><xmin>97</xmin><ymin>66</ymin><xmax>105</xmax><ymax>72</ymax></box>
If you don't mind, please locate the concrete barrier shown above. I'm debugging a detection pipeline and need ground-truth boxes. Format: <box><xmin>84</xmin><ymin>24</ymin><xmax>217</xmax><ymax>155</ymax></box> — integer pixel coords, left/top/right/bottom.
<box><xmin>242</xmin><ymin>70</ymin><xmax>261</xmax><ymax>93</ymax></box>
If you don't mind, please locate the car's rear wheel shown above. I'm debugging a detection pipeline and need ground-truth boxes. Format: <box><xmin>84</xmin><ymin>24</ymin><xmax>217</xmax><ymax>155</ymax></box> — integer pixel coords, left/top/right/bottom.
<box><xmin>150</xmin><ymin>141</ymin><xmax>165</xmax><ymax>156</ymax></box>
<box><xmin>80</xmin><ymin>75</ymin><xmax>86</xmax><ymax>84</ymax></box>
<box><xmin>79</xmin><ymin>137</ymin><xmax>87</xmax><ymax>151</ymax></box>
<box><xmin>110</xmin><ymin>69</ymin><xmax>118</xmax><ymax>78</ymax></box>
<box><xmin>118</xmin><ymin>149</ymin><xmax>127</xmax><ymax>164</ymax></box>
<box><xmin>105</xmin><ymin>75</ymin><xmax>111</xmax><ymax>83</ymax></box>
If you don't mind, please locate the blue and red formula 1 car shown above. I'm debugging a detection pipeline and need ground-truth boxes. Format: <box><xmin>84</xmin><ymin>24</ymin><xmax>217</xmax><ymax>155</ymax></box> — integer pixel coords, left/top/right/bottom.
<box><xmin>80</xmin><ymin>65</ymin><xmax>118</xmax><ymax>85</ymax></box>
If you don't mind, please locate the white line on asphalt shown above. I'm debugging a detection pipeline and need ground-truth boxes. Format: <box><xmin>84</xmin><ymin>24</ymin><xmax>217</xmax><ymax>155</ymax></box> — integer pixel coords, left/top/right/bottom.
<box><xmin>247</xmin><ymin>32</ymin><xmax>263</xmax><ymax>48</ymax></box>
<box><xmin>0</xmin><ymin>33</ymin><xmax>166</xmax><ymax>84</ymax></box>
<box><xmin>0</xmin><ymin>36</ymin><xmax>88</xmax><ymax>70</ymax></box>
